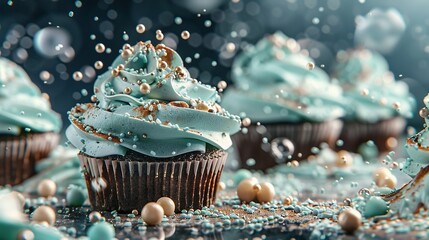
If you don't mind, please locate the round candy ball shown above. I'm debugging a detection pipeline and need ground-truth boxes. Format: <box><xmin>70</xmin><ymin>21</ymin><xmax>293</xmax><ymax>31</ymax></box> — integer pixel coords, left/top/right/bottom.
<box><xmin>338</xmin><ymin>208</ymin><xmax>362</xmax><ymax>234</ymax></box>
<box><xmin>32</xmin><ymin>206</ymin><xmax>56</xmax><ymax>225</ymax></box>
<box><xmin>66</xmin><ymin>187</ymin><xmax>87</xmax><ymax>207</ymax></box>
<box><xmin>87</xmin><ymin>222</ymin><xmax>115</xmax><ymax>240</ymax></box>
<box><xmin>156</xmin><ymin>197</ymin><xmax>175</xmax><ymax>216</ymax></box>
<box><xmin>237</xmin><ymin>178</ymin><xmax>260</xmax><ymax>203</ymax></box>
<box><xmin>37</xmin><ymin>179</ymin><xmax>56</xmax><ymax>198</ymax></box>
<box><xmin>256</xmin><ymin>182</ymin><xmax>275</xmax><ymax>203</ymax></box>
<box><xmin>141</xmin><ymin>202</ymin><xmax>164</xmax><ymax>225</ymax></box>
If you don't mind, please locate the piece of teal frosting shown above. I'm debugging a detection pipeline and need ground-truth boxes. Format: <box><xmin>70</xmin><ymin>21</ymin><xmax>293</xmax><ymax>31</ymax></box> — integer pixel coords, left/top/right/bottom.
<box><xmin>222</xmin><ymin>32</ymin><xmax>346</xmax><ymax>123</ymax></box>
<box><xmin>404</xmin><ymin>93</ymin><xmax>429</xmax><ymax>177</ymax></box>
<box><xmin>66</xmin><ymin>41</ymin><xmax>241</xmax><ymax>158</ymax></box>
<box><xmin>0</xmin><ymin>57</ymin><xmax>62</xmax><ymax>134</ymax></box>
<box><xmin>333</xmin><ymin>48</ymin><xmax>415</xmax><ymax>123</ymax></box>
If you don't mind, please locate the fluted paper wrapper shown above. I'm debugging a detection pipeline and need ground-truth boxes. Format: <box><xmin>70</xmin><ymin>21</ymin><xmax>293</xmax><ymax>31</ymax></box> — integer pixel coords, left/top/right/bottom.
<box><xmin>233</xmin><ymin>120</ymin><xmax>343</xmax><ymax>171</ymax></box>
<box><xmin>339</xmin><ymin>116</ymin><xmax>406</xmax><ymax>154</ymax></box>
<box><xmin>78</xmin><ymin>149</ymin><xmax>227</xmax><ymax>213</ymax></box>
<box><xmin>0</xmin><ymin>132</ymin><xmax>59</xmax><ymax>186</ymax></box>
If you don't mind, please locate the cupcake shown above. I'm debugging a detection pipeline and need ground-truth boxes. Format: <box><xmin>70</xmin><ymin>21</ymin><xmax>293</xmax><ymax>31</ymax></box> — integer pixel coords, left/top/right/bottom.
<box><xmin>0</xmin><ymin>57</ymin><xmax>61</xmax><ymax>186</ymax></box>
<box><xmin>333</xmin><ymin>48</ymin><xmax>415</xmax><ymax>154</ymax></box>
<box><xmin>66</xmin><ymin>41</ymin><xmax>241</xmax><ymax>212</ymax></box>
<box><xmin>222</xmin><ymin>32</ymin><xmax>345</xmax><ymax>170</ymax></box>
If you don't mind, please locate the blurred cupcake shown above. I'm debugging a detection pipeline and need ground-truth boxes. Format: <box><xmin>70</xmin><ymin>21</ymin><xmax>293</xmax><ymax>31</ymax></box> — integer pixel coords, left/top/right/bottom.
<box><xmin>222</xmin><ymin>32</ymin><xmax>345</xmax><ymax>170</ymax></box>
<box><xmin>333</xmin><ymin>48</ymin><xmax>415</xmax><ymax>154</ymax></box>
<box><xmin>0</xmin><ymin>58</ymin><xmax>61</xmax><ymax>186</ymax></box>
<box><xmin>66</xmin><ymin>41</ymin><xmax>241</xmax><ymax>212</ymax></box>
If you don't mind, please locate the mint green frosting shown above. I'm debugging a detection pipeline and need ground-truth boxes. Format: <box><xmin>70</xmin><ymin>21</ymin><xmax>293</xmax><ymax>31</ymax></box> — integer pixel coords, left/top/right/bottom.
<box><xmin>333</xmin><ymin>48</ymin><xmax>415</xmax><ymax>123</ymax></box>
<box><xmin>0</xmin><ymin>57</ymin><xmax>61</xmax><ymax>134</ymax></box>
<box><xmin>222</xmin><ymin>32</ymin><xmax>345</xmax><ymax>123</ymax></box>
<box><xmin>404</xmin><ymin>94</ymin><xmax>429</xmax><ymax>177</ymax></box>
<box><xmin>66</xmin><ymin>41</ymin><xmax>241</xmax><ymax>158</ymax></box>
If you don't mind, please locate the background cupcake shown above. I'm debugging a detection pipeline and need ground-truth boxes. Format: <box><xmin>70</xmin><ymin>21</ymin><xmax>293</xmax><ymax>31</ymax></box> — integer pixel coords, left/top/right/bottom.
<box><xmin>66</xmin><ymin>41</ymin><xmax>241</xmax><ymax>212</ymax></box>
<box><xmin>0</xmin><ymin>57</ymin><xmax>61</xmax><ymax>186</ymax></box>
<box><xmin>222</xmin><ymin>32</ymin><xmax>345</xmax><ymax>170</ymax></box>
<box><xmin>333</xmin><ymin>48</ymin><xmax>415</xmax><ymax>154</ymax></box>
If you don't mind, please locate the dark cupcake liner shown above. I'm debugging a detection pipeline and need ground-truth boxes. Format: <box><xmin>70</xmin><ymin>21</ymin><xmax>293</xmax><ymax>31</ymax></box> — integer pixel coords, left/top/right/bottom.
<box><xmin>339</xmin><ymin>116</ymin><xmax>406</xmax><ymax>154</ymax></box>
<box><xmin>78</xmin><ymin>149</ymin><xmax>227</xmax><ymax>213</ymax></box>
<box><xmin>0</xmin><ymin>132</ymin><xmax>60</xmax><ymax>186</ymax></box>
<box><xmin>233</xmin><ymin>119</ymin><xmax>343</xmax><ymax>171</ymax></box>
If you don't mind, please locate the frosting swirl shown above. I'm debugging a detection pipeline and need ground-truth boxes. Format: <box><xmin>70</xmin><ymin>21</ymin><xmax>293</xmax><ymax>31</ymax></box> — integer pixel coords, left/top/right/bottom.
<box><xmin>66</xmin><ymin>41</ymin><xmax>241</xmax><ymax>158</ymax></box>
<box><xmin>404</xmin><ymin>94</ymin><xmax>429</xmax><ymax>177</ymax></box>
<box><xmin>0</xmin><ymin>57</ymin><xmax>61</xmax><ymax>134</ymax></box>
<box><xmin>333</xmin><ymin>48</ymin><xmax>415</xmax><ymax>122</ymax></box>
<box><xmin>222</xmin><ymin>32</ymin><xmax>345</xmax><ymax>123</ymax></box>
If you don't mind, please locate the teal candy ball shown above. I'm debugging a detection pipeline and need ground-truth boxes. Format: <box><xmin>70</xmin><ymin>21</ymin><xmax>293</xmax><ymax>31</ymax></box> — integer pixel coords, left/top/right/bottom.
<box><xmin>87</xmin><ymin>222</ymin><xmax>115</xmax><ymax>240</ymax></box>
<box><xmin>364</xmin><ymin>196</ymin><xmax>389</xmax><ymax>218</ymax></box>
<box><xmin>233</xmin><ymin>169</ymin><xmax>252</xmax><ymax>185</ymax></box>
<box><xmin>66</xmin><ymin>187</ymin><xmax>87</xmax><ymax>207</ymax></box>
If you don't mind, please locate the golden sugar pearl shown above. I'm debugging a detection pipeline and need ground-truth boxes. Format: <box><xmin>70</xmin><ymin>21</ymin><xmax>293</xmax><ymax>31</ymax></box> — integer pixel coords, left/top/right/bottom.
<box><xmin>141</xmin><ymin>202</ymin><xmax>164</xmax><ymax>225</ymax></box>
<box><xmin>136</xmin><ymin>24</ymin><xmax>146</xmax><ymax>34</ymax></box>
<box><xmin>306</xmin><ymin>62</ymin><xmax>315</xmax><ymax>70</ymax></box>
<box><xmin>111</xmin><ymin>68</ymin><xmax>120</xmax><ymax>77</ymax></box>
<box><xmin>217</xmin><ymin>80</ymin><xmax>227</xmax><ymax>90</ymax></box>
<box><xmin>379</xmin><ymin>174</ymin><xmax>397</xmax><ymax>189</ymax></box>
<box><xmin>117</xmin><ymin>64</ymin><xmax>125</xmax><ymax>70</ymax></box>
<box><xmin>283</xmin><ymin>196</ymin><xmax>293</xmax><ymax>205</ymax></box>
<box><xmin>256</xmin><ymin>182</ymin><xmax>275</xmax><ymax>203</ymax></box>
<box><xmin>139</xmin><ymin>83</ymin><xmax>151</xmax><ymax>94</ymax></box>
<box><xmin>95</xmin><ymin>43</ymin><xmax>105</xmax><ymax>53</ymax></box>
<box><xmin>156</xmin><ymin>32</ymin><xmax>164</xmax><ymax>41</ymax></box>
<box><xmin>121</xmin><ymin>49</ymin><xmax>133</xmax><ymax>59</ymax></box>
<box><xmin>386</xmin><ymin>137</ymin><xmax>398</xmax><ymax>150</ymax></box>
<box><xmin>156</xmin><ymin>197</ymin><xmax>175</xmax><ymax>216</ymax></box>
<box><xmin>174</xmin><ymin>66</ymin><xmax>184</xmax><ymax>73</ymax></box>
<box><xmin>237</xmin><ymin>178</ymin><xmax>259</xmax><ymax>203</ymax></box>
<box><xmin>94</xmin><ymin>61</ymin><xmax>103</xmax><ymax>70</ymax></box>
<box><xmin>226</xmin><ymin>43</ymin><xmax>236</xmax><ymax>52</ymax></box>
<box><xmin>338</xmin><ymin>208</ymin><xmax>362</xmax><ymax>234</ymax></box>
<box><xmin>335</xmin><ymin>150</ymin><xmax>353</xmax><ymax>168</ymax></box>
<box><xmin>242</xmin><ymin>118</ymin><xmax>251</xmax><ymax>127</ymax></box>
<box><xmin>32</xmin><ymin>206</ymin><xmax>56</xmax><ymax>225</ymax></box>
<box><xmin>160</xmin><ymin>61</ymin><xmax>168</xmax><ymax>69</ymax></box>
<box><xmin>124</xmin><ymin>87</ymin><xmax>132</xmax><ymax>95</ymax></box>
<box><xmin>89</xmin><ymin>211</ymin><xmax>102</xmax><ymax>223</ymax></box>
<box><xmin>181</xmin><ymin>31</ymin><xmax>190</xmax><ymax>40</ymax></box>
<box><xmin>37</xmin><ymin>179</ymin><xmax>56</xmax><ymax>198</ymax></box>
<box><xmin>196</xmin><ymin>102</ymin><xmax>209</xmax><ymax>111</ymax></box>
<box><xmin>73</xmin><ymin>71</ymin><xmax>83</xmax><ymax>81</ymax></box>
<box><xmin>373</xmin><ymin>168</ymin><xmax>391</xmax><ymax>186</ymax></box>
<box><xmin>91</xmin><ymin>95</ymin><xmax>98</xmax><ymax>102</ymax></box>
<box><xmin>217</xmin><ymin>181</ymin><xmax>226</xmax><ymax>192</ymax></box>
<box><xmin>10</xmin><ymin>191</ymin><xmax>25</xmax><ymax>207</ymax></box>
<box><xmin>290</xmin><ymin>160</ymin><xmax>299</xmax><ymax>167</ymax></box>
<box><xmin>17</xmin><ymin>229</ymin><xmax>34</xmax><ymax>240</ymax></box>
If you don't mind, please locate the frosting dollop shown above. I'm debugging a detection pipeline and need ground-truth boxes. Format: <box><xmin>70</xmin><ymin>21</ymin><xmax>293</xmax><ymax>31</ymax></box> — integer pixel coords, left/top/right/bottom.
<box><xmin>333</xmin><ymin>48</ymin><xmax>415</xmax><ymax>122</ymax></box>
<box><xmin>222</xmin><ymin>32</ymin><xmax>345</xmax><ymax>123</ymax></box>
<box><xmin>66</xmin><ymin>41</ymin><xmax>241</xmax><ymax>158</ymax></box>
<box><xmin>0</xmin><ymin>57</ymin><xmax>61</xmax><ymax>134</ymax></box>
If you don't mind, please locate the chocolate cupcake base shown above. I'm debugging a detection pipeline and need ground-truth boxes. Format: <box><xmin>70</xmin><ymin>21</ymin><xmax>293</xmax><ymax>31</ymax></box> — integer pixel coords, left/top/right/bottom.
<box><xmin>79</xmin><ymin>149</ymin><xmax>227</xmax><ymax>213</ymax></box>
<box><xmin>233</xmin><ymin>120</ymin><xmax>343</xmax><ymax>171</ymax></box>
<box><xmin>0</xmin><ymin>132</ymin><xmax>60</xmax><ymax>186</ymax></box>
<box><xmin>339</xmin><ymin>117</ymin><xmax>406</xmax><ymax>154</ymax></box>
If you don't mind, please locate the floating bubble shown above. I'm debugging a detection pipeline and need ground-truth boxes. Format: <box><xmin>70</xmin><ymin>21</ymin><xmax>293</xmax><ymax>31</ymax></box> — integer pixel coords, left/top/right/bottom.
<box><xmin>270</xmin><ymin>138</ymin><xmax>294</xmax><ymax>163</ymax></box>
<box><xmin>34</xmin><ymin>27</ymin><xmax>71</xmax><ymax>58</ymax></box>
<box><xmin>354</xmin><ymin>8</ymin><xmax>406</xmax><ymax>54</ymax></box>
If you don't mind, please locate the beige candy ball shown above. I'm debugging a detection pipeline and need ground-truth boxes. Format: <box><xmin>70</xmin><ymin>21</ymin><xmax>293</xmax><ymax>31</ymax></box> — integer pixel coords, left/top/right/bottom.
<box><xmin>156</xmin><ymin>197</ymin><xmax>175</xmax><ymax>216</ymax></box>
<box><xmin>338</xmin><ymin>208</ymin><xmax>362</xmax><ymax>234</ymax></box>
<box><xmin>37</xmin><ymin>179</ymin><xmax>56</xmax><ymax>198</ymax></box>
<box><xmin>379</xmin><ymin>174</ymin><xmax>397</xmax><ymax>189</ymax></box>
<box><xmin>373</xmin><ymin>168</ymin><xmax>391</xmax><ymax>186</ymax></box>
<box><xmin>256</xmin><ymin>182</ymin><xmax>276</xmax><ymax>203</ymax></box>
<box><xmin>336</xmin><ymin>150</ymin><xmax>353</xmax><ymax>168</ymax></box>
<box><xmin>32</xmin><ymin>206</ymin><xmax>56</xmax><ymax>226</ymax></box>
<box><xmin>237</xmin><ymin>178</ymin><xmax>260</xmax><ymax>203</ymax></box>
<box><xmin>141</xmin><ymin>202</ymin><xmax>164</xmax><ymax>226</ymax></box>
